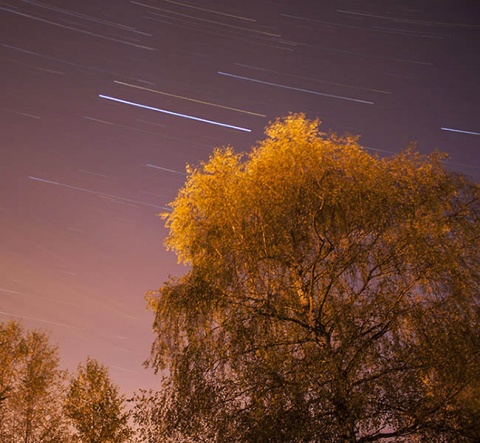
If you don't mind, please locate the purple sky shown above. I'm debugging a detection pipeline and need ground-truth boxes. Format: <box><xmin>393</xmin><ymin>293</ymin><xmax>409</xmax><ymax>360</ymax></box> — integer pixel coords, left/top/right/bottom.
<box><xmin>1</xmin><ymin>0</ymin><xmax>479</xmax><ymax>396</ymax></box>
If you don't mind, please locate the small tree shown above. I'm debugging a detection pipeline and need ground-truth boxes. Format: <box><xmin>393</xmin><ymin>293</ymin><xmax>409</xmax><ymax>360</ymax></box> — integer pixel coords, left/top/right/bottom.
<box><xmin>0</xmin><ymin>321</ymin><xmax>71</xmax><ymax>443</ymax></box>
<box><xmin>65</xmin><ymin>357</ymin><xmax>131</xmax><ymax>443</ymax></box>
<box><xmin>141</xmin><ymin>115</ymin><xmax>480</xmax><ymax>442</ymax></box>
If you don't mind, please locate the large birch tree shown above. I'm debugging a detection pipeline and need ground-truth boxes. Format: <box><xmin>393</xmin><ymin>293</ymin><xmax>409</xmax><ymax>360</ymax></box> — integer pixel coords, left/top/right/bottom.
<box><xmin>139</xmin><ymin>115</ymin><xmax>480</xmax><ymax>442</ymax></box>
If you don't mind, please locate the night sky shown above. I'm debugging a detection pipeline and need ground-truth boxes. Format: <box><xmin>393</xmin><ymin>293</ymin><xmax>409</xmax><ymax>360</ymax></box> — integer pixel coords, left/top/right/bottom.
<box><xmin>1</xmin><ymin>0</ymin><xmax>479</xmax><ymax>396</ymax></box>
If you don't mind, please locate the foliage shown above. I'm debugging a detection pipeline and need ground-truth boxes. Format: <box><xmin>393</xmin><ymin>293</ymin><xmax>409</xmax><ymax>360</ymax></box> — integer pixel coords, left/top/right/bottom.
<box><xmin>64</xmin><ymin>357</ymin><xmax>132</xmax><ymax>443</ymax></box>
<box><xmin>0</xmin><ymin>320</ymin><xmax>71</xmax><ymax>443</ymax></box>
<box><xmin>139</xmin><ymin>115</ymin><xmax>480</xmax><ymax>442</ymax></box>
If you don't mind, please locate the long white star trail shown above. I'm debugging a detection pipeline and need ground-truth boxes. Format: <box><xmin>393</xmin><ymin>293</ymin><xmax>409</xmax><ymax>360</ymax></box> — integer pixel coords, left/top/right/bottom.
<box><xmin>441</xmin><ymin>127</ymin><xmax>480</xmax><ymax>136</ymax></box>
<box><xmin>98</xmin><ymin>95</ymin><xmax>252</xmax><ymax>132</ymax></box>
<box><xmin>234</xmin><ymin>63</ymin><xmax>392</xmax><ymax>94</ymax></box>
<box><xmin>217</xmin><ymin>72</ymin><xmax>375</xmax><ymax>104</ymax></box>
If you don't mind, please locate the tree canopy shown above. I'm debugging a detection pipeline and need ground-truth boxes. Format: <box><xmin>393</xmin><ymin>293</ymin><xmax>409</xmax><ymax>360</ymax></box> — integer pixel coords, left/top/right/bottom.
<box><xmin>140</xmin><ymin>114</ymin><xmax>480</xmax><ymax>442</ymax></box>
<box><xmin>64</xmin><ymin>357</ymin><xmax>132</xmax><ymax>443</ymax></box>
<box><xmin>0</xmin><ymin>321</ymin><xmax>71</xmax><ymax>443</ymax></box>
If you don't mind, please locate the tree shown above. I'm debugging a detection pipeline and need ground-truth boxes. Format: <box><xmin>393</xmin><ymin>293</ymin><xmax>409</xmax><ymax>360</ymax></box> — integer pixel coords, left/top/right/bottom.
<box><xmin>0</xmin><ymin>321</ymin><xmax>71</xmax><ymax>443</ymax></box>
<box><xmin>0</xmin><ymin>320</ymin><xmax>24</xmax><ymax>406</ymax></box>
<box><xmin>64</xmin><ymin>357</ymin><xmax>132</xmax><ymax>443</ymax></box>
<box><xmin>140</xmin><ymin>114</ymin><xmax>480</xmax><ymax>442</ymax></box>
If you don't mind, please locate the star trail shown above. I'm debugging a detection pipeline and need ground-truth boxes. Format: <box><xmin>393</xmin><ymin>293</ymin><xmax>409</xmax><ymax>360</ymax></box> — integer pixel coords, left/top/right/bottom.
<box><xmin>1</xmin><ymin>0</ymin><xmax>479</xmax><ymax>397</ymax></box>
<box><xmin>98</xmin><ymin>94</ymin><xmax>253</xmax><ymax>132</ymax></box>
